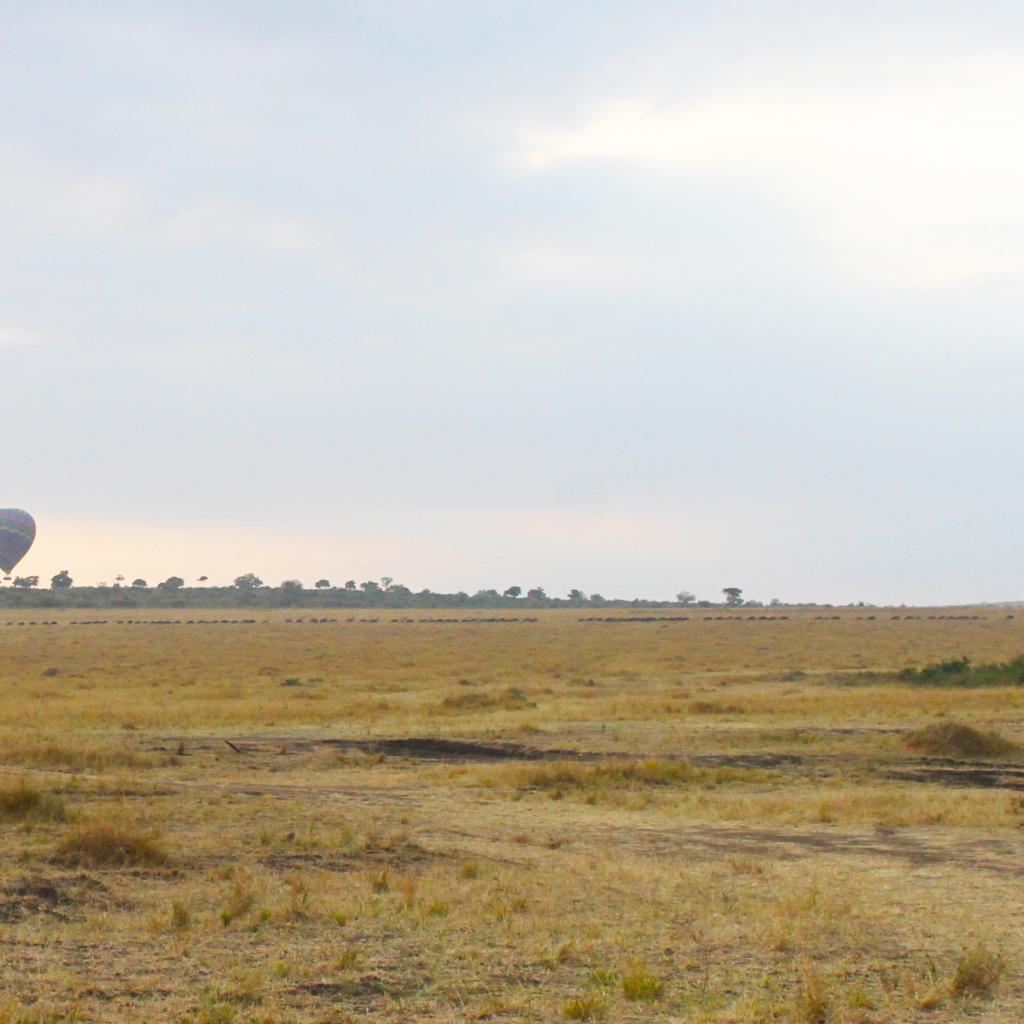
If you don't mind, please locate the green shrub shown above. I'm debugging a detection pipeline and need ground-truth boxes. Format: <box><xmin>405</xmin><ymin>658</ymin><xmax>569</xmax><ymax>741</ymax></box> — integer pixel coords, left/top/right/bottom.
<box><xmin>899</xmin><ymin>655</ymin><xmax>1024</xmax><ymax>687</ymax></box>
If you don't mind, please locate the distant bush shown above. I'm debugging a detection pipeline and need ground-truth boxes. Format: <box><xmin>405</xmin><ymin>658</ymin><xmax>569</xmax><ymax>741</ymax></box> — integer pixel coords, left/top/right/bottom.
<box><xmin>898</xmin><ymin>655</ymin><xmax>1024</xmax><ymax>687</ymax></box>
<box><xmin>906</xmin><ymin>722</ymin><xmax>1021</xmax><ymax>759</ymax></box>
<box><xmin>0</xmin><ymin>582</ymin><xmax>748</xmax><ymax>611</ymax></box>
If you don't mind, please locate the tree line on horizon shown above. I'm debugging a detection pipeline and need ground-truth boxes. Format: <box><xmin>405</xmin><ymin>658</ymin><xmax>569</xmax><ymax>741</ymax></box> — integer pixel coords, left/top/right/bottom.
<box><xmin>0</xmin><ymin>573</ymin><xmax>796</xmax><ymax>609</ymax></box>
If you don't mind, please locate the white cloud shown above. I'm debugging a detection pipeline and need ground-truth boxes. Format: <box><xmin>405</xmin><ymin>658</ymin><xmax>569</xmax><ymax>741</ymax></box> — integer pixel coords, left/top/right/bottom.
<box><xmin>127</xmin><ymin>339</ymin><xmax>307</xmax><ymax>374</ymax></box>
<box><xmin>0</xmin><ymin>144</ymin><xmax>143</xmax><ymax>235</ymax></box>
<box><xmin>154</xmin><ymin>197</ymin><xmax>326</xmax><ymax>251</ymax></box>
<box><xmin>0</xmin><ymin>144</ymin><xmax>325</xmax><ymax>255</ymax></box>
<box><xmin>516</xmin><ymin>57</ymin><xmax>1024</xmax><ymax>286</ymax></box>
<box><xmin>508</xmin><ymin>242</ymin><xmax>651</xmax><ymax>288</ymax></box>
<box><xmin>0</xmin><ymin>324</ymin><xmax>49</xmax><ymax>349</ymax></box>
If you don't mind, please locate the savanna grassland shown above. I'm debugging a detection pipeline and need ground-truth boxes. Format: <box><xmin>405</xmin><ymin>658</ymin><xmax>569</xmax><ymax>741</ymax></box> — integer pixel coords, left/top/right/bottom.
<box><xmin>1</xmin><ymin>608</ymin><xmax>1023</xmax><ymax>1023</ymax></box>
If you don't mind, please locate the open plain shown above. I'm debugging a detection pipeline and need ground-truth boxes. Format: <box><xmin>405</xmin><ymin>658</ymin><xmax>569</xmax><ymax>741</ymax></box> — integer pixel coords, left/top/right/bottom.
<box><xmin>1</xmin><ymin>608</ymin><xmax>1023</xmax><ymax>1023</ymax></box>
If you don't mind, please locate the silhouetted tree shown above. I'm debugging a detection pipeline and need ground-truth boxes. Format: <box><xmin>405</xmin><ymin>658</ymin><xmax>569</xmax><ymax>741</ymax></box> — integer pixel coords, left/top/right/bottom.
<box><xmin>158</xmin><ymin>576</ymin><xmax>185</xmax><ymax>591</ymax></box>
<box><xmin>568</xmin><ymin>589</ymin><xmax>586</xmax><ymax>602</ymax></box>
<box><xmin>132</xmin><ymin>578</ymin><xmax>148</xmax><ymax>589</ymax></box>
<box><xmin>315</xmin><ymin>579</ymin><xmax>331</xmax><ymax>589</ymax></box>
<box><xmin>380</xmin><ymin>576</ymin><xmax>393</xmax><ymax>591</ymax></box>
<box><xmin>234</xmin><ymin>573</ymin><xmax>264</xmax><ymax>590</ymax></box>
<box><xmin>344</xmin><ymin>580</ymin><xmax>356</xmax><ymax>590</ymax></box>
<box><xmin>50</xmin><ymin>570</ymin><xmax>73</xmax><ymax>590</ymax></box>
<box><xmin>526</xmin><ymin>586</ymin><xmax>546</xmax><ymax>600</ymax></box>
<box><xmin>503</xmin><ymin>585</ymin><xmax>522</xmax><ymax>599</ymax></box>
<box><xmin>360</xmin><ymin>580</ymin><xmax>381</xmax><ymax>594</ymax></box>
<box><xmin>12</xmin><ymin>576</ymin><xmax>38</xmax><ymax>588</ymax></box>
<box><xmin>676</xmin><ymin>590</ymin><xmax>696</xmax><ymax>605</ymax></box>
<box><xmin>280</xmin><ymin>579</ymin><xmax>303</xmax><ymax>593</ymax></box>
<box><xmin>722</xmin><ymin>587</ymin><xmax>744</xmax><ymax>606</ymax></box>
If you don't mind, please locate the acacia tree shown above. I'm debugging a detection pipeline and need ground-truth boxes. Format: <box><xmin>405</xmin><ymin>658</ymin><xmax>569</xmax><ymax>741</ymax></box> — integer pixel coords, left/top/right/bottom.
<box><xmin>503</xmin><ymin>585</ymin><xmax>522</xmax><ymax>599</ymax></box>
<box><xmin>722</xmin><ymin>587</ymin><xmax>744</xmax><ymax>606</ymax></box>
<box><xmin>315</xmin><ymin>579</ymin><xmax>331</xmax><ymax>589</ymax></box>
<box><xmin>158</xmin><ymin>577</ymin><xmax>185</xmax><ymax>591</ymax></box>
<box><xmin>50</xmin><ymin>570</ymin><xmax>73</xmax><ymax>590</ymax></box>
<box><xmin>233</xmin><ymin>573</ymin><xmax>263</xmax><ymax>590</ymax></box>
<box><xmin>13</xmin><ymin>576</ymin><xmax>39</xmax><ymax>588</ymax></box>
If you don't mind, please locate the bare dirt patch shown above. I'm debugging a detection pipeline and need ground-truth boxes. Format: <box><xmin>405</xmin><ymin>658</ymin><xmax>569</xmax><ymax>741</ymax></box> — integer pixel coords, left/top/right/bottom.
<box><xmin>885</xmin><ymin>763</ymin><xmax>1024</xmax><ymax>791</ymax></box>
<box><xmin>0</xmin><ymin>874</ymin><xmax>112</xmax><ymax>922</ymax></box>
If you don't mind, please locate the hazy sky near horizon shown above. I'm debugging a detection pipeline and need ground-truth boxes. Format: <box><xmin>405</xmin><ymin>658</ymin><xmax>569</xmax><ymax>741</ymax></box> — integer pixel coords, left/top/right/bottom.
<box><xmin>3</xmin><ymin>2</ymin><xmax>1023</xmax><ymax>604</ymax></box>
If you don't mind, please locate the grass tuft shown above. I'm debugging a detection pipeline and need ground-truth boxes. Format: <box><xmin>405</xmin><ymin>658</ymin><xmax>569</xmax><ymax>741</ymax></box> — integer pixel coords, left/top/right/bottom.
<box><xmin>562</xmin><ymin>994</ymin><xmax>608</xmax><ymax>1020</ymax></box>
<box><xmin>621</xmin><ymin>967</ymin><xmax>665</xmax><ymax>1002</ymax></box>
<box><xmin>515</xmin><ymin>758</ymin><xmax>705</xmax><ymax>794</ymax></box>
<box><xmin>0</xmin><ymin>783</ymin><xmax>69</xmax><ymax>823</ymax></box>
<box><xmin>949</xmin><ymin>941</ymin><xmax>1006</xmax><ymax>998</ymax></box>
<box><xmin>440</xmin><ymin>687</ymin><xmax>537</xmax><ymax>712</ymax></box>
<box><xmin>0</xmin><ymin>742</ymin><xmax>155</xmax><ymax>772</ymax></box>
<box><xmin>170</xmin><ymin>899</ymin><xmax>191</xmax><ymax>931</ymax></box>
<box><xmin>794</xmin><ymin>963</ymin><xmax>830</xmax><ymax>1022</ymax></box>
<box><xmin>54</xmin><ymin>821</ymin><xmax>170</xmax><ymax>867</ymax></box>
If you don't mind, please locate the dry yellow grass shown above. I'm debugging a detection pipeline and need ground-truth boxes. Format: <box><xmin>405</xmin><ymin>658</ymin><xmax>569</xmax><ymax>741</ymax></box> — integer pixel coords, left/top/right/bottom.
<box><xmin>54</xmin><ymin>820</ymin><xmax>171</xmax><ymax>868</ymax></box>
<box><xmin>0</xmin><ymin>607</ymin><xmax>1020</xmax><ymax>1021</ymax></box>
<box><xmin>906</xmin><ymin>721</ymin><xmax>1021</xmax><ymax>758</ymax></box>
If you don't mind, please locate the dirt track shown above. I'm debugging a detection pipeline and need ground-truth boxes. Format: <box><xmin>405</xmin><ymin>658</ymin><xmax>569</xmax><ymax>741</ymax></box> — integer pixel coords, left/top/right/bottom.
<box><xmin>146</xmin><ymin>733</ymin><xmax>1024</xmax><ymax>791</ymax></box>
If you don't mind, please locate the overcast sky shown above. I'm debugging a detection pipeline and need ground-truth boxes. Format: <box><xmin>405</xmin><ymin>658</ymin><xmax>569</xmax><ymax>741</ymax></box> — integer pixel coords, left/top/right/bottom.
<box><xmin>2</xmin><ymin>2</ymin><xmax>1022</xmax><ymax>603</ymax></box>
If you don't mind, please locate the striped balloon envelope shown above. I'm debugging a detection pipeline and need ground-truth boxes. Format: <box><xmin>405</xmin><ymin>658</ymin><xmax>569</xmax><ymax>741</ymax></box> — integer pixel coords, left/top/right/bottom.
<box><xmin>0</xmin><ymin>509</ymin><xmax>36</xmax><ymax>574</ymax></box>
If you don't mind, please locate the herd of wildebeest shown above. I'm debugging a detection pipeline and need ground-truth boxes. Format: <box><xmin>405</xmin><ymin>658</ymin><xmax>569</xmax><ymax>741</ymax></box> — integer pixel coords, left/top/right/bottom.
<box><xmin>0</xmin><ymin>612</ymin><xmax>1003</xmax><ymax>628</ymax></box>
<box><xmin>580</xmin><ymin>613</ymin><xmax>991</xmax><ymax>622</ymax></box>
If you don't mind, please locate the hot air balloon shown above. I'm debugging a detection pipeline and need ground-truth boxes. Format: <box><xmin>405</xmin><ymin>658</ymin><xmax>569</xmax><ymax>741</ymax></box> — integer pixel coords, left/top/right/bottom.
<box><xmin>0</xmin><ymin>509</ymin><xmax>36</xmax><ymax>574</ymax></box>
